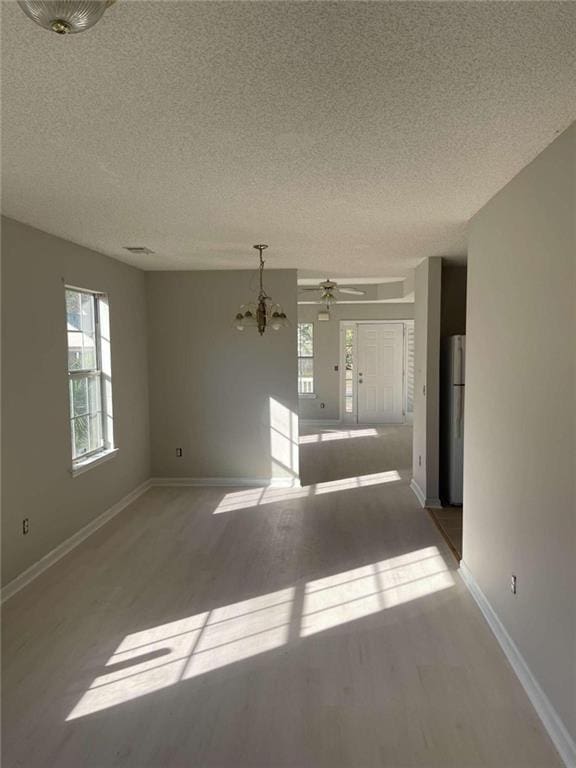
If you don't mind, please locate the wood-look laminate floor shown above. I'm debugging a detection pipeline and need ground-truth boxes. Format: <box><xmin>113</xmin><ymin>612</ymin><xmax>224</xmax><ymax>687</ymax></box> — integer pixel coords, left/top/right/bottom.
<box><xmin>2</xmin><ymin>425</ymin><xmax>562</xmax><ymax>767</ymax></box>
<box><xmin>429</xmin><ymin>506</ymin><xmax>463</xmax><ymax>561</ymax></box>
<box><xmin>298</xmin><ymin>424</ymin><xmax>413</xmax><ymax>487</ymax></box>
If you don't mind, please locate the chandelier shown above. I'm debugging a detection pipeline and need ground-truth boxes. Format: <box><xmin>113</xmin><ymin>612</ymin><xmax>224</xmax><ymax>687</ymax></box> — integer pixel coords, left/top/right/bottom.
<box><xmin>234</xmin><ymin>245</ymin><xmax>289</xmax><ymax>336</ymax></box>
<box><xmin>17</xmin><ymin>0</ymin><xmax>116</xmax><ymax>35</ymax></box>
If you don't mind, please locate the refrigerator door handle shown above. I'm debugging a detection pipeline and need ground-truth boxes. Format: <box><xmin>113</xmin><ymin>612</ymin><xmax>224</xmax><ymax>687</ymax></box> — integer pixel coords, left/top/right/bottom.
<box><xmin>456</xmin><ymin>385</ymin><xmax>464</xmax><ymax>438</ymax></box>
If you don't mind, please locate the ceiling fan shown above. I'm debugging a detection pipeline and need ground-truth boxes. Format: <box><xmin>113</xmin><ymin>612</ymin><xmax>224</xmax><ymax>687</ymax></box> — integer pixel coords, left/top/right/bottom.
<box><xmin>299</xmin><ymin>279</ymin><xmax>366</xmax><ymax>304</ymax></box>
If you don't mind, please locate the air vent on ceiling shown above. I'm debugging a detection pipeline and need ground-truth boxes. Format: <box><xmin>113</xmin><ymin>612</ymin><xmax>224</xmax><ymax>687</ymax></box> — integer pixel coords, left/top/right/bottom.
<box><xmin>123</xmin><ymin>246</ymin><xmax>155</xmax><ymax>255</ymax></box>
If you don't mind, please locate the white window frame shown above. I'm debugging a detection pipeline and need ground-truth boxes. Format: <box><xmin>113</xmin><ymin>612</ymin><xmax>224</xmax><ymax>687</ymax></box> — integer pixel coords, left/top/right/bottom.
<box><xmin>297</xmin><ymin>322</ymin><xmax>316</xmax><ymax>397</ymax></box>
<box><xmin>66</xmin><ymin>285</ymin><xmax>116</xmax><ymax>476</ymax></box>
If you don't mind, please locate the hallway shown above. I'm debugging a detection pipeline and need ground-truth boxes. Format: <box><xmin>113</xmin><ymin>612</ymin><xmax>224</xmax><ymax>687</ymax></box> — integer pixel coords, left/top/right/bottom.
<box><xmin>298</xmin><ymin>423</ymin><xmax>413</xmax><ymax>486</ymax></box>
<box><xmin>2</xmin><ymin>434</ymin><xmax>561</xmax><ymax>767</ymax></box>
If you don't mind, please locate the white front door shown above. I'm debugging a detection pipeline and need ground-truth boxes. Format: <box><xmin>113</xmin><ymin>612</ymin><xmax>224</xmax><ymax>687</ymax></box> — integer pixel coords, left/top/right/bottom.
<box><xmin>357</xmin><ymin>323</ymin><xmax>404</xmax><ymax>423</ymax></box>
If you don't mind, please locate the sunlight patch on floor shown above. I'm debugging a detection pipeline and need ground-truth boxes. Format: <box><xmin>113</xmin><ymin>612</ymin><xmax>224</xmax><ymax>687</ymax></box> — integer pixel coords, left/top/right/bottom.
<box><xmin>66</xmin><ymin>543</ymin><xmax>453</xmax><ymax>721</ymax></box>
<box><xmin>67</xmin><ymin>587</ymin><xmax>295</xmax><ymax>720</ymax></box>
<box><xmin>67</xmin><ymin>546</ymin><xmax>454</xmax><ymax>720</ymax></box>
<box><xmin>299</xmin><ymin>428</ymin><xmax>378</xmax><ymax>444</ymax></box>
<box><xmin>213</xmin><ymin>470</ymin><xmax>402</xmax><ymax>514</ymax></box>
<box><xmin>300</xmin><ymin>546</ymin><xmax>454</xmax><ymax>637</ymax></box>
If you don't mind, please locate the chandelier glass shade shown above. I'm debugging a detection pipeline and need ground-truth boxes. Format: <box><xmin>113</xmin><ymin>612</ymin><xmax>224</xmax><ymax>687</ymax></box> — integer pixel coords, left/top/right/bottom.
<box><xmin>17</xmin><ymin>0</ymin><xmax>116</xmax><ymax>34</ymax></box>
<box><xmin>234</xmin><ymin>245</ymin><xmax>289</xmax><ymax>336</ymax></box>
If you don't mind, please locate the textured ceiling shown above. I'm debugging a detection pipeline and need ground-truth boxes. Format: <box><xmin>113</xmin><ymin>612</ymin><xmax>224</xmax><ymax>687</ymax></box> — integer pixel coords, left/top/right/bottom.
<box><xmin>2</xmin><ymin>1</ymin><xmax>575</xmax><ymax>277</ymax></box>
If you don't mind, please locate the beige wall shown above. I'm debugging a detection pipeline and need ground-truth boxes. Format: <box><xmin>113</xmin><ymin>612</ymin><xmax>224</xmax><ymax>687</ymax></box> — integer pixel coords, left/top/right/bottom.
<box><xmin>411</xmin><ymin>257</ymin><xmax>442</xmax><ymax>506</ymax></box>
<box><xmin>297</xmin><ymin>303</ymin><xmax>414</xmax><ymax>421</ymax></box>
<box><xmin>1</xmin><ymin>217</ymin><xmax>150</xmax><ymax>587</ymax></box>
<box><xmin>464</xmin><ymin>124</ymin><xmax>575</xmax><ymax>744</ymax></box>
<box><xmin>147</xmin><ymin>270</ymin><xmax>299</xmax><ymax>481</ymax></box>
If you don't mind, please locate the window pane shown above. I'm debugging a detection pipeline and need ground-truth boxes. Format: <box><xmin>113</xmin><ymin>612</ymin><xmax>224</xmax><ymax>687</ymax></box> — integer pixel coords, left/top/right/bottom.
<box><xmin>66</xmin><ymin>290</ymin><xmax>81</xmax><ymax>331</ymax></box>
<box><xmin>67</xmin><ymin>289</ymin><xmax>83</xmax><ymax>371</ymax></box>
<box><xmin>345</xmin><ymin>328</ymin><xmax>354</xmax><ymax>370</ymax></box>
<box><xmin>67</xmin><ymin>332</ymin><xmax>96</xmax><ymax>371</ymax></box>
<box><xmin>298</xmin><ymin>358</ymin><xmax>314</xmax><ymax>394</ymax></box>
<box><xmin>344</xmin><ymin>327</ymin><xmax>354</xmax><ymax>413</ymax></box>
<box><xmin>406</xmin><ymin>325</ymin><xmax>415</xmax><ymax>413</ymax></box>
<box><xmin>82</xmin><ymin>345</ymin><xmax>96</xmax><ymax>370</ymax></box>
<box><xmin>70</xmin><ymin>377</ymin><xmax>89</xmax><ymax>417</ymax></box>
<box><xmin>72</xmin><ymin>416</ymin><xmax>89</xmax><ymax>458</ymax></box>
<box><xmin>100</xmin><ymin>296</ymin><xmax>112</xmax><ymax>376</ymax></box>
<box><xmin>88</xmin><ymin>375</ymin><xmax>102</xmax><ymax>413</ymax></box>
<box><xmin>68</xmin><ymin>349</ymin><xmax>82</xmax><ymax>371</ymax></box>
<box><xmin>103</xmin><ymin>375</ymin><xmax>113</xmax><ymax>417</ymax></box>
<box><xmin>81</xmin><ymin>292</ymin><xmax>94</xmax><ymax>331</ymax></box>
<box><xmin>345</xmin><ymin>380</ymin><xmax>354</xmax><ymax>412</ymax></box>
<box><xmin>67</xmin><ymin>290</ymin><xmax>97</xmax><ymax>372</ymax></box>
<box><xmin>297</xmin><ymin>323</ymin><xmax>313</xmax><ymax>357</ymax></box>
<box><xmin>89</xmin><ymin>413</ymin><xmax>103</xmax><ymax>453</ymax></box>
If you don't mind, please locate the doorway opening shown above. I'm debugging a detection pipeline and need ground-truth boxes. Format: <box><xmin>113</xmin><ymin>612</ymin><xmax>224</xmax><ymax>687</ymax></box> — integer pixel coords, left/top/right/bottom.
<box><xmin>298</xmin><ymin>319</ymin><xmax>414</xmax><ymax>487</ymax></box>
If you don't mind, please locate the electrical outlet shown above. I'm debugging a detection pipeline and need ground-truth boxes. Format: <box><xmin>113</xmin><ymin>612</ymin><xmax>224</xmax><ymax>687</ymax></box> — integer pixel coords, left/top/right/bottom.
<box><xmin>510</xmin><ymin>574</ymin><xmax>517</xmax><ymax>595</ymax></box>
<box><xmin>22</xmin><ymin>518</ymin><xmax>30</xmax><ymax>535</ymax></box>
<box><xmin>176</xmin><ymin>448</ymin><xmax>183</xmax><ymax>457</ymax></box>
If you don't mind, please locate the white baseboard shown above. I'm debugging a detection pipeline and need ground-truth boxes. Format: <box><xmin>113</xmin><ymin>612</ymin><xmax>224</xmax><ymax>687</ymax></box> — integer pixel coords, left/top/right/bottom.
<box><xmin>299</xmin><ymin>419</ymin><xmax>341</xmax><ymax>427</ymax></box>
<box><xmin>459</xmin><ymin>562</ymin><xmax>576</xmax><ymax>768</ymax></box>
<box><xmin>410</xmin><ymin>478</ymin><xmax>426</xmax><ymax>506</ymax></box>
<box><xmin>150</xmin><ymin>476</ymin><xmax>300</xmax><ymax>488</ymax></box>
<box><xmin>1</xmin><ymin>480</ymin><xmax>152</xmax><ymax>604</ymax></box>
<box><xmin>1</xmin><ymin>475</ymin><xmax>303</xmax><ymax>603</ymax></box>
<box><xmin>410</xmin><ymin>478</ymin><xmax>442</xmax><ymax>509</ymax></box>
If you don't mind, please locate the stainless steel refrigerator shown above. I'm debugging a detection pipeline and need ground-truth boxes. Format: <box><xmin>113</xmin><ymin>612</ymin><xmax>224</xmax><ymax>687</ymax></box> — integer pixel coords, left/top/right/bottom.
<box><xmin>440</xmin><ymin>335</ymin><xmax>465</xmax><ymax>505</ymax></box>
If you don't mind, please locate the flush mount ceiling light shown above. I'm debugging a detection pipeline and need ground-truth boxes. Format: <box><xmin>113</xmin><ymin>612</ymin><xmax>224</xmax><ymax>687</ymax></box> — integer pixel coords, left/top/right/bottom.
<box><xmin>17</xmin><ymin>0</ymin><xmax>116</xmax><ymax>35</ymax></box>
<box><xmin>234</xmin><ymin>245</ymin><xmax>289</xmax><ymax>336</ymax></box>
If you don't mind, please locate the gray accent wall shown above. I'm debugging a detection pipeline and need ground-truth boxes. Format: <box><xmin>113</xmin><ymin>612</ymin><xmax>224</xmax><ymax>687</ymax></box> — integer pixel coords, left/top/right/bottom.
<box><xmin>1</xmin><ymin>217</ymin><xmax>151</xmax><ymax>587</ymax></box>
<box><xmin>464</xmin><ymin>124</ymin><xmax>576</xmax><ymax>745</ymax></box>
<box><xmin>147</xmin><ymin>270</ymin><xmax>299</xmax><ymax>482</ymax></box>
<box><xmin>297</xmin><ymin>303</ymin><xmax>414</xmax><ymax>421</ymax></box>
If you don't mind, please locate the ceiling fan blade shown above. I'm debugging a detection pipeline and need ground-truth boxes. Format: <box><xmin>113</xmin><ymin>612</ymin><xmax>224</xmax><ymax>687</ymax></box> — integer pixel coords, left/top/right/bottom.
<box><xmin>338</xmin><ymin>287</ymin><xmax>366</xmax><ymax>296</ymax></box>
<box><xmin>299</xmin><ymin>287</ymin><xmax>322</xmax><ymax>292</ymax></box>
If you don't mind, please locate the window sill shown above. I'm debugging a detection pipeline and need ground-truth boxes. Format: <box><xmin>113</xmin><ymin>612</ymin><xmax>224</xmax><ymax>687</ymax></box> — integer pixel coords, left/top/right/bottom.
<box><xmin>71</xmin><ymin>448</ymin><xmax>118</xmax><ymax>478</ymax></box>
<box><xmin>299</xmin><ymin>393</ymin><xmax>317</xmax><ymax>399</ymax></box>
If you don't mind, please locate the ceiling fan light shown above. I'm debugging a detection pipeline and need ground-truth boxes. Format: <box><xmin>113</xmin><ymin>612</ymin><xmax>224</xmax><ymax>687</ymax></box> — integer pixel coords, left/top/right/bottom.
<box><xmin>17</xmin><ymin>0</ymin><xmax>116</xmax><ymax>35</ymax></box>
